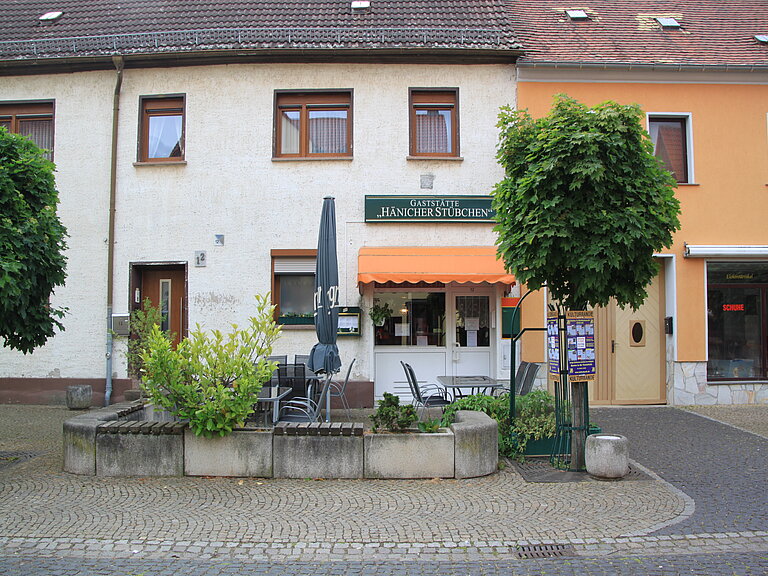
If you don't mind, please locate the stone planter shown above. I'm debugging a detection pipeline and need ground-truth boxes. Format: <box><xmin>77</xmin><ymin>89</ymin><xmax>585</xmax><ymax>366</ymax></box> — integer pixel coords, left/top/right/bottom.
<box><xmin>585</xmin><ymin>433</ymin><xmax>629</xmax><ymax>479</ymax></box>
<box><xmin>66</xmin><ymin>384</ymin><xmax>92</xmax><ymax>410</ymax></box>
<box><xmin>364</xmin><ymin>428</ymin><xmax>454</xmax><ymax>479</ymax></box>
<box><xmin>185</xmin><ymin>428</ymin><xmax>273</xmax><ymax>477</ymax></box>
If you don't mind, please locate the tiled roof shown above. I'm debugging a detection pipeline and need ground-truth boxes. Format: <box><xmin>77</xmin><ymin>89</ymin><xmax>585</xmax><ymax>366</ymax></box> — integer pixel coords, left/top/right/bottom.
<box><xmin>0</xmin><ymin>1</ymin><xmax>521</xmax><ymax>61</ymax></box>
<box><xmin>506</xmin><ymin>0</ymin><xmax>768</xmax><ymax>68</ymax></box>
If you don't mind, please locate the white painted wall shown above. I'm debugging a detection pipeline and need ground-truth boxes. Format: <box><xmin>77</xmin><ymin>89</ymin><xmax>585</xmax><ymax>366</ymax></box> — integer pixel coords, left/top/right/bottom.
<box><xmin>1</xmin><ymin>62</ymin><xmax>516</xmax><ymax>385</ymax></box>
<box><xmin>0</xmin><ymin>71</ymin><xmax>114</xmax><ymax>378</ymax></box>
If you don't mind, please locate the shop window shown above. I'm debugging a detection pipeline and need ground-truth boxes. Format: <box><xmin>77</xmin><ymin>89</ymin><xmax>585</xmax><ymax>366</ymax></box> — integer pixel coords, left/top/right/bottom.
<box><xmin>274</xmin><ymin>90</ymin><xmax>352</xmax><ymax>158</ymax></box>
<box><xmin>373</xmin><ymin>292</ymin><xmax>446</xmax><ymax>346</ymax></box>
<box><xmin>409</xmin><ymin>89</ymin><xmax>459</xmax><ymax>157</ymax></box>
<box><xmin>648</xmin><ymin>115</ymin><xmax>691</xmax><ymax>183</ymax></box>
<box><xmin>0</xmin><ymin>101</ymin><xmax>54</xmax><ymax>160</ymax></box>
<box><xmin>707</xmin><ymin>262</ymin><xmax>768</xmax><ymax>381</ymax></box>
<box><xmin>139</xmin><ymin>95</ymin><xmax>185</xmax><ymax>162</ymax></box>
<box><xmin>272</xmin><ymin>250</ymin><xmax>317</xmax><ymax>325</ymax></box>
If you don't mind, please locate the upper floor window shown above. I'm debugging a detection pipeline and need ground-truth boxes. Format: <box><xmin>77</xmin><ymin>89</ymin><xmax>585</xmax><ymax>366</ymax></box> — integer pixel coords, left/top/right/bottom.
<box><xmin>648</xmin><ymin>115</ymin><xmax>691</xmax><ymax>184</ymax></box>
<box><xmin>274</xmin><ymin>91</ymin><xmax>352</xmax><ymax>158</ymax></box>
<box><xmin>409</xmin><ymin>89</ymin><xmax>459</xmax><ymax>157</ymax></box>
<box><xmin>139</xmin><ymin>95</ymin><xmax>185</xmax><ymax>162</ymax></box>
<box><xmin>0</xmin><ymin>101</ymin><xmax>54</xmax><ymax>160</ymax></box>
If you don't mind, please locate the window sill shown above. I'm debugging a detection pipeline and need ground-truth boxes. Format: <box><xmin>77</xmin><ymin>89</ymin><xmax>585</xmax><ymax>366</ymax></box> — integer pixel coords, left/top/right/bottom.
<box><xmin>272</xmin><ymin>157</ymin><xmax>353</xmax><ymax>162</ymax></box>
<box><xmin>133</xmin><ymin>160</ymin><xmax>187</xmax><ymax>167</ymax></box>
<box><xmin>707</xmin><ymin>379</ymin><xmax>768</xmax><ymax>385</ymax></box>
<box><xmin>279</xmin><ymin>324</ymin><xmax>315</xmax><ymax>331</ymax></box>
<box><xmin>406</xmin><ymin>156</ymin><xmax>464</xmax><ymax>162</ymax></box>
<box><xmin>675</xmin><ymin>182</ymin><xmax>699</xmax><ymax>186</ymax></box>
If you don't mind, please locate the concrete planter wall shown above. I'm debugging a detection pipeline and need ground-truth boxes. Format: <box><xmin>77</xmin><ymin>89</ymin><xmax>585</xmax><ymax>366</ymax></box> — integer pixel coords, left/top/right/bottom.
<box><xmin>185</xmin><ymin>429</ymin><xmax>273</xmax><ymax>477</ymax></box>
<box><xmin>364</xmin><ymin>429</ymin><xmax>454</xmax><ymax>479</ymax></box>
<box><xmin>63</xmin><ymin>404</ymin><xmax>498</xmax><ymax>479</ymax></box>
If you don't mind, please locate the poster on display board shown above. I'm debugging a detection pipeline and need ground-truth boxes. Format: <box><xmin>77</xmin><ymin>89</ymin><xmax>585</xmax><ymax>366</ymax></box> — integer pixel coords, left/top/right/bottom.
<box><xmin>547</xmin><ymin>310</ymin><xmax>597</xmax><ymax>383</ymax></box>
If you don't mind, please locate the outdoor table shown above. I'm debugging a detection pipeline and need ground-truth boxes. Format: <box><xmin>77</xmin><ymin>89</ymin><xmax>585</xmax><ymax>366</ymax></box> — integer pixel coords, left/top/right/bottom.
<box><xmin>254</xmin><ymin>386</ymin><xmax>291</xmax><ymax>425</ymax></box>
<box><xmin>436</xmin><ymin>375</ymin><xmax>502</xmax><ymax>399</ymax></box>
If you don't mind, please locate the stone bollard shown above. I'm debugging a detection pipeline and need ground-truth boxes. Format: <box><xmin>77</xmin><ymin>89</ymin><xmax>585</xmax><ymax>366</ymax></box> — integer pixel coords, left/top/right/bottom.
<box><xmin>585</xmin><ymin>433</ymin><xmax>629</xmax><ymax>479</ymax></box>
<box><xmin>66</xmin><ymin>384</ymin><xmax>93</xmax><ymax>410</ymax></box>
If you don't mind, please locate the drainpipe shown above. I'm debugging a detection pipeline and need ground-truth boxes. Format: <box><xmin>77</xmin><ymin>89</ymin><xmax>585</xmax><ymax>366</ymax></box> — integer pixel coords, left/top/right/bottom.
<box><xmin>105</xmin><ymin>54</ymin><xmax>124</xmax><ymax>406</ymax></box>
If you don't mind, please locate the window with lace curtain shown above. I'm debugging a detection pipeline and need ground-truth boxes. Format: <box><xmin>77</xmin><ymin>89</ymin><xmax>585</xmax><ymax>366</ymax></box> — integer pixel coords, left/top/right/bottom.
<box><xmin>274</xmin><ymin>90</ymin><xmax>352</xmax><ymax>158</ymax></box>
<box><xmin>0</xmin><ymin>101</ymin><xmax>54</xmax><ymax>160</ymax></box>
<box><xmin>409</xmin><ymin>89</ymin><xmax>459</xmax><ymax>158</ymax></box>
<box><xmin>138</xmin><ymin>95</ymin><xmax>185</xmax><ymax>163</ymax></box>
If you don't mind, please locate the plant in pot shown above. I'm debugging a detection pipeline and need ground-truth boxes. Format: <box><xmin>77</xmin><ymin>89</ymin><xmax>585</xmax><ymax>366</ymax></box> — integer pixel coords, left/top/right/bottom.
<box><xmin>370</xmin><ymin>392</ymin><xmax>417</xmax><ymax>432</ymax></box>
<box><xmin>140</xmin><ymin>293</ymin><xmax>282</xmax><ymax>438</ymax></box>
<box><xmin>368</xmin><ymin>301</ymin><xmax>392</xmax><ymax>327</ymax></box>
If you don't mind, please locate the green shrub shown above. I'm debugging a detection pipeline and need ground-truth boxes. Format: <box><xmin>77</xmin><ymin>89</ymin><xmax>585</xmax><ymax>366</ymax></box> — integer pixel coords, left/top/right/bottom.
<box><xmin>417</xmin><ymin>418</ymin><xmax>441</xmax><ymax>433</ymax></box>
<box><xmin>441</xmin><ymin>389</ymin><xmax>558</xmax><ymax>460</ymax></box>
<box><xmin>370</xmin><ymin>392</ymin><xmax>418</xmax><ymax>433</ymax></box>
<box><xmin>140</xmin><ymin>294</ymin><xmax>281</xmax><ymax>438</ymax></box>
<box><xmin>124</xmin><ymin>298</ymin><xmax>167</xmax><ymax>381</ymax></box>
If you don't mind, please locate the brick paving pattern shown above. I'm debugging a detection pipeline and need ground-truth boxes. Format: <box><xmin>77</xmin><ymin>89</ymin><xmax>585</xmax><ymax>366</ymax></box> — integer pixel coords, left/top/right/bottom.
<box><xmin>0</xmin><ymin>404</ymin><xmax>766</xmax><ymax>575</ymax></box>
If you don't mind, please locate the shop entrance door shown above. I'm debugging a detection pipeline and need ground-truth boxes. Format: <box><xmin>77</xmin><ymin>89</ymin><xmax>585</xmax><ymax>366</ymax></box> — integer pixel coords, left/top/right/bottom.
<box><xmin>450</xmin><ymin>292</ymin><xmax>492</xmax><ymax>378</ymax></box>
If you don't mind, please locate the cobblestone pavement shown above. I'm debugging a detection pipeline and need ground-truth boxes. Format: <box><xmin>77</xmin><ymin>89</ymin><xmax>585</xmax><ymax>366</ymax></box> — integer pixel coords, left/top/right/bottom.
<box><xmin>0</xmin><ymin>404</ymin><xmax>766</xmax><ymax>575</ymax></box>
<box><xmin>591</xmin><ymin>406</ymin><xmax>768</xmax><ymax>536</ymax></box>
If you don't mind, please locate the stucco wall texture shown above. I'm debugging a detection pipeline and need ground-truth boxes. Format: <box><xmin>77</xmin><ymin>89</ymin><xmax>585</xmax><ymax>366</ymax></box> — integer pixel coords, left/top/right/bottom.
<box><xmin>0</xmin><ymin>63</ymin><xmax>515</xmax><ymax>385</ymax></box>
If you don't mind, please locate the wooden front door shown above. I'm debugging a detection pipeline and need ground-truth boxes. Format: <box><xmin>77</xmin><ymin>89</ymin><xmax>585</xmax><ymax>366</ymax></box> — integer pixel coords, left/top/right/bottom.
<box><xmin>138</xmin><ymin>266</ymin><xmax>186</xmax><ymax>347</ymax></box>
<box><xmin>590</xmin><ymin>272</ymin><xmax>666</xmax><ymax>405</ymax></box>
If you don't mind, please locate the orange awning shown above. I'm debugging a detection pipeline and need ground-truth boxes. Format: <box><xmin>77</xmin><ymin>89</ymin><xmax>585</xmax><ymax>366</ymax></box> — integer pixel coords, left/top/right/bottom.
<box><xmin>358</xmin><ymin>246</ymin><xmax>515</xmax><ymax>287</ymax></box>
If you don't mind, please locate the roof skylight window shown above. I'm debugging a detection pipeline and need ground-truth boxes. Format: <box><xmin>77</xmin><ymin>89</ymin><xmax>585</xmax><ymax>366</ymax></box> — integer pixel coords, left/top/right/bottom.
<box><xmin>566</xmin><ymin>9</ymin><xmax>589</xmax><ymax>21</ymax></box>
<box><xmin>656</xmin><ymin>17</ymin><xmax>681</xmax><ymax>28</ymax></box>
<box><xmin>39</xmin><ymin>11</ymin><xmax>63</xmax><ymax>23</ymax></box>
<box><xmin>755</xmin><ymin>34</ymin><xmax>768</xmax><ymax>44</ymax></box>
<box><xmin>351</xmin><ymin>1</ymin><xmax>371</xmax><ymax>12</ymax></box>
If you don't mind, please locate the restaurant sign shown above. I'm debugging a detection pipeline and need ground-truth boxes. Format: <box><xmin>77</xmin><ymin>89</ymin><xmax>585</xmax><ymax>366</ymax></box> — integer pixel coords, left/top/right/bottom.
<box><xmin>365</xmin><ymin>195</ymin><xmax>496</xmax><ymax>223</ymax></box>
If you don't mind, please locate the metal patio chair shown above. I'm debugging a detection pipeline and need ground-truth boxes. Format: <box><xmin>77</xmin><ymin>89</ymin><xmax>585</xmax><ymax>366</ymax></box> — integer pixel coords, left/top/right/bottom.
<box><xmin>277</xmin><ymin>362</ymin><xmax>308</xmax><ymax>402</ymax></box>
<box><xmin>266</xmin><ymin>355</ymin><xmax>287</xmax><ymax>387</ymax></box>
<box><xmin>278</xmin><ymin>375</ymin><xmax>331</xmax><ymax>423</ymax></box>
<box><xmin>328</xmin><ymin>358</ymin><xmax>355</xmax><ymax>419</ymax></box>
<box><xmin>516</xmin><ymin>362</ymin><xmax>540</xmax><ymax>396</ymax></box>
<box><xmin>401</xmin><ymin>361</ymin><xmax>451</xmax><ymax>419</ymax></box>
<box><xmin>294</xmin><ymin>354</ymin><xmax>311</xmax><ymax>366</ymax></box>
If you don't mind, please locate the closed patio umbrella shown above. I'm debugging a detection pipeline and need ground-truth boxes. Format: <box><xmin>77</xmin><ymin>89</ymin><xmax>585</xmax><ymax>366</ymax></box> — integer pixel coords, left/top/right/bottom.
<box><xmin>308</xmin><ymin>197</ymin><xmax>342</xmax><ymax>420</ymax></box>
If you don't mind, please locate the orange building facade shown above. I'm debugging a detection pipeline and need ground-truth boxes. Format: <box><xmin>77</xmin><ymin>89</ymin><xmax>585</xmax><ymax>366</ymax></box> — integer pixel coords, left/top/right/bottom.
<box><xmin>516</xmin><ymin>69</ymin><xmax>768</xmax><ymax>405</ymax></box>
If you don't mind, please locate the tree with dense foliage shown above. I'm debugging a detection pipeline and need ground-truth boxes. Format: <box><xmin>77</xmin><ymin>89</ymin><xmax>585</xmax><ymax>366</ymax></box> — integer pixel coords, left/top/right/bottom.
<box><xmin>492</xmin><ymin>95</ymin><xmax>680</xmax><ymax>311</ymax></box>
<box><xmin>0</xmin><ymin>128</ymin><xmax>67</xmax><ymax>353</ymax></box>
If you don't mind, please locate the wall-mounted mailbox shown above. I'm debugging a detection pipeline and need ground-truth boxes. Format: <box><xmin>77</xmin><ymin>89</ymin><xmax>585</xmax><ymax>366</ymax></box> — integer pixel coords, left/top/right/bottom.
<box><xmin>112</xmin><ymin>314</ymin><xmax>130</xmax><ymax>336</ymax></box>
<box><xmin>501</xmin><ymin>297</ymin><xmax>521</xmax><ymax>339</ymax></box>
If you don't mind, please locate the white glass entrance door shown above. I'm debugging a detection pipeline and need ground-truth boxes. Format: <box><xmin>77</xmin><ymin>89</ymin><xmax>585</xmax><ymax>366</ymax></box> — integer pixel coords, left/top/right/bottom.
<box><xmin>451</xmin><ymin>293</ymin><xmax>492</xmax><ymax>378</ymax></box>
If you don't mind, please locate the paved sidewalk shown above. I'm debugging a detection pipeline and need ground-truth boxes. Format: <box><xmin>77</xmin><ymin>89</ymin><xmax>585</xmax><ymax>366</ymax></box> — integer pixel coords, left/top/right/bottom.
<box><xmin>0</xmin><ymin>404</ymin><xmax>767</xmax><ymax>570</ymax></box>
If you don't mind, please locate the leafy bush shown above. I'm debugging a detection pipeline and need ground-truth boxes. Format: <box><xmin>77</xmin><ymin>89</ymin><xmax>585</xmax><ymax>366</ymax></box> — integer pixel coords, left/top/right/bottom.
<box><xmin>417</xmin><ymin>418</ymin><xmax>441</xmax><ymax>433</ymax></box>
<box><xmin>0</xmin><ymin>127</ymin><xmax>68</xmax><ymax>353</ymax></box>
<box><xmin>140</xmin><ymin>294</ymin><xmax>281</xmax><ymax>438</ymax></box>
<box><xmin>441</xmin><ymin>393</ymin><xmax>516</xmax><ymax>457</ymax></box>
<box><xmin>441</xmin><ymin>389</ymin><xmax>558</xmax><ymax>460</ymax></box>
<box><xmin>370</xmin><ymin>392</ymin><xmax>418</xmax><ymax>433</ymax></box>
<box><xmin>124</xmin><ymin>298</ymin><xmax>167</xmax><ymax>381</ymax></box>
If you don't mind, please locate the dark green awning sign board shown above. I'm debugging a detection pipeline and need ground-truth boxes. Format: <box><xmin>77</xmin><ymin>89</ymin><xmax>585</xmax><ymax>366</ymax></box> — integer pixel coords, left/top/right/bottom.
<box><xmin>365</xmin><ymin>195</ymin><xmax>496</xmax><ymax>223</ymax></box>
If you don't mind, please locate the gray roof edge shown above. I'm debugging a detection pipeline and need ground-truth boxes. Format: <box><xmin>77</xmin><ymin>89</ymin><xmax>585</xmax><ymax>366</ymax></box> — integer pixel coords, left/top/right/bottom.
<box><xmin>0</xmin><ymin>46</ymin><xmax>522</xmax><ymax>76</ymax></box>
